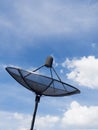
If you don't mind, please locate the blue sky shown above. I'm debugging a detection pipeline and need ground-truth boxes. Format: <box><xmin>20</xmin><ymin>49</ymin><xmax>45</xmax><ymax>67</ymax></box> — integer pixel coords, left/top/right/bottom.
<box><xmin>0</xmin><ymin>0</ymin><xmax>98</xmax><ymax>130</ymax></box>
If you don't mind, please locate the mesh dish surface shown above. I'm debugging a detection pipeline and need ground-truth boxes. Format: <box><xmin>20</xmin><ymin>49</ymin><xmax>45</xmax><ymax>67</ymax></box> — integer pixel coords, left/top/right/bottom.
<box><xmin>6</xmin><ymin>67</ymin><xmax>80</xmax><ymax>97</ymax></box>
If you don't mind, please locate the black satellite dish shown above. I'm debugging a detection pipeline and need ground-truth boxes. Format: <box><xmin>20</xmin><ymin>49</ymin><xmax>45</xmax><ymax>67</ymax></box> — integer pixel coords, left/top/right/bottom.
<box><xmin>6</xmin><ymin>56</ymin><xmax>80</xmax><ymax>130</ymax></box>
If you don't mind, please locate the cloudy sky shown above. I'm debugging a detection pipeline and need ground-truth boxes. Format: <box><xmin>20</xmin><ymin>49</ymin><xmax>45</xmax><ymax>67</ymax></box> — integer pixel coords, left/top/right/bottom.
<box><xmin>0</xmin><ymin>0</ymin><xmax>98</xmax><ymax>130</ymax></box>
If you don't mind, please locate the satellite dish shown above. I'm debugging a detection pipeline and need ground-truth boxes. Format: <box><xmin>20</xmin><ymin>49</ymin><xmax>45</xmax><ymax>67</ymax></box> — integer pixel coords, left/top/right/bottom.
<box><xmin>6</xmin><ymin>56</ymin><xmax>80</xmax><ymax>130</ymax></box>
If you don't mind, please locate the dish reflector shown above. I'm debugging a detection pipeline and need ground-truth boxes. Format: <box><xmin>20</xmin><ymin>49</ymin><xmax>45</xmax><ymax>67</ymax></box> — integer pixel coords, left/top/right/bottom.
<box><xmin>6</xmin><ymin>67</ymin><xmax>80</xmax><ymax>96</ymax></box>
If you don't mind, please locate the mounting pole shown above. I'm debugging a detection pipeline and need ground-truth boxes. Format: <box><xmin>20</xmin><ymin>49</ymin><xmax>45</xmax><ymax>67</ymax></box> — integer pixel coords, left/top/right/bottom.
<box><xmin>30</xmin><ymin>95</ymin><xmax>41</xmax><ymax>130</ymax></box>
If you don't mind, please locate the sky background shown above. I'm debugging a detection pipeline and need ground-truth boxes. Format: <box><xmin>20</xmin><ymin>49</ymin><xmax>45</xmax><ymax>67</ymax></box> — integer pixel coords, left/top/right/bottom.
<box><xmin>0</xmin><ymin>0</ymin><xmax>98</xmax><ymax>130</ymax></box>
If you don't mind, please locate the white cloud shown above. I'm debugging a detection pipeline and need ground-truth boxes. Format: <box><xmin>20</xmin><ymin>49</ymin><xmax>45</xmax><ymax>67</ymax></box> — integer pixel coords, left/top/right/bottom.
<box><xmin>62</xmin><ymin>56</ymin><xmax>98</xmax><ymax>89</ymax></box>
<box><xmin>0</xmin><ymin>111</ymin><xmax>30</xmax><ymax>130</ymax></box>
<box><xmin>35</xmin><ymin>115</ymin><xmax>59</xmax><ymax>130</ymax></box>
<box><xmin>61</xmin><ymin>101</ymin><xmax>98</xmax><ymax>129</ymax></box>
<box><xmin>1</xmin><ymin>101</ymin><xmax>98</xmax><ymax>130</ymax></box>
<box><xmin>0</xmin><ymin>111</ymin><xmax>59</xmax><ymax>130</ymax></box>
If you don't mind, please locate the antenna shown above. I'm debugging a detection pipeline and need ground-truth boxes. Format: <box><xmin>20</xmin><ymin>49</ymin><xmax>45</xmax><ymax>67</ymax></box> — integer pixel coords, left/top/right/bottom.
<box><xmin>6</xmin><ymin>56</ymin><xmax>80</xmax><ymax>130</ymax></box>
